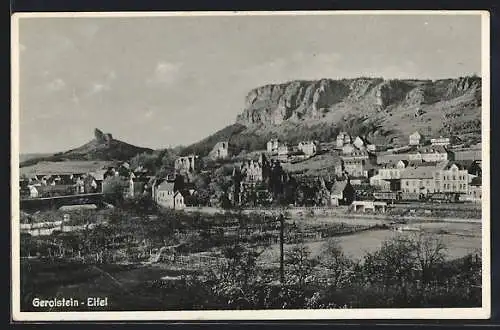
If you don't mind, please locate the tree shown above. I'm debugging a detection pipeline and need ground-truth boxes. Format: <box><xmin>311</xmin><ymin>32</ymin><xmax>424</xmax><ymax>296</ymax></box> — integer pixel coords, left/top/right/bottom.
<box><xmin>285</xmin><ymin>243</ymin><xmax>316</xmax><ymax>288</ymax></box>
<box><xmin>317</xmin><ymin>239</ymin><xmax>354</xmax><ymax>287</ymax></box>
<box><xmin>410</xmin><ymin>232</ymin><xmax>447</xmax><ymax>284</ymax></box>
<box><xmin>362</xmin><ymin>235</ymin><xmax>416</xmax><ymax>288</ymax></box>
<box><xmin>102</xmin><ymin>176</ymin><xmax>127</xmax><ymax>205</ymax></box>
<box><xmin>210</xmin><ymin>244</ymin><xmax>262</xmax><ymax>308</ymax></box>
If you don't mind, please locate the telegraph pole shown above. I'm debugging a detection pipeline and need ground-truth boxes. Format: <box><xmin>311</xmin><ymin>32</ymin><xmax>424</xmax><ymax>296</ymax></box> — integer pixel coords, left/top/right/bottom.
<box><xmin>279</xmin><ymin>212</ymin><xmax>285</xmax><ymax>284</ymax></box>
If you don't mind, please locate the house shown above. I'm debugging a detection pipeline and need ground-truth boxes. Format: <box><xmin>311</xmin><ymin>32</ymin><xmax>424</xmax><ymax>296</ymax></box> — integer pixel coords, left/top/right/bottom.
<box><xmin>468</xmin><ymin>176</ymin><xmax>482</xmax><ymax>203</ymax></box>
<box><xmin>277</xmin><ymin>143</ymin><xmax>289</xmax><ymax>161</ymax></box>
<box><xmin>376</xmin><ymin>151</ymin><xmax>412</xmax><ymax>164</ymax></box>
<box><xmin>175</xmin><ymin>155</ymin><xmax>198</xmax><ymax>173</ymax></box>
<box><xmin>434</xmin><ymin>162</ymin><xmax>469</xmax><ymax>194</ymax></box>
<box><xmin>154</xmin><ymin>180</ymin><xmax>185</xmax><ymax>209</ymax></box>
<box><xmin>330</xmin><ymin>180</ymin><xmax>355</xmax><ymax>206</ymax></box>
<box><xmin>409</xmin><ymin>131</ymin><xmax>422</xmax><ymax>146</ymax></box>
<box><xmin>353</xmin><ymin>136</ymin><xmax>367</xmax><ymax>150</ymax></box>
<box><xmin>267</xmin><ymin>139</ymin><xmax>279</xmax><ymax>154</ymax></box>
<box><xmin>340</xmin><ymin>150</ymin><xmax>377</xmax><ymax>178</ymax></box>
<box><xmin>88</xmin><ymin>169</ymin><xmax>107</xmax><ymax>192</ymax></box>
<box><xmin>452</xmin><ymin>145</ymin><xmax>482</xmax><ymax>161</ymax></box>
<box><xmin>336</xmin><ymin>132</ymin><xmax>347</xmax><ymax>148</ymax></box>
<box><xmin>431</xmin><ymin>136</ymin><xmax>451</xmax><ymax>146</ymax></box>
<box><xmin>400</xmin><ymin>164</ymin><xmax>442</xmax><ymax>194</ymax></box>
<box><xmin>126</xmin><ymin>176</ymin><xmax>149</xmax><ymax>198</ymax></box>
<box><xmin>173</xmin><ymin>191</ymin><xmax>186</xmax><ymax>209</ymax></box>
<box><xmin>408</xmin><ymin>145</ymin><xmax>449</xmax><ymax>162</ymax></box>
<box><xmin>341</xmin><ymin>143</ymin><xmax>356</xmax><ymax>154</ymax></box>
<box><xmin>369</xmin><ymin>173</ymin><xmax>391</xmax><ymax>191</ymax></box>
<box><xmin>209</xmin><ymin>141</ymin><xmax>229</xmax><ymax>160</ymax></box>
<box><xmin>350</xmin><ymin>200</ymin><xmax>388</xmax><ymax>213</ymax></box>
<box><xmin>297</xmin><ymin>141</ymin><xmax>318</xmax><ymax>157</ymax></box>
<box><xmin>378</xmin><ymin>160</ymin><xmax>408</xmax><ymax>180</ymax></box>
<box><xmin>28</xmin><ymin>185</ymin><xmax>39</xmax><ymax>198</ymax></box>
<box><xmin>75</xmin><ymin>177</ymin><xmax>85</xmax><ymax>194</ymax></box>
<box><xmin>240</xmin><ymin>158</ymin><xmax>265</xmax><ymax>183</ymax></box>
<box><xmin>333</xmin><ymin>158</ymin><xmax>344</xmax><ymax>178</ymax></box>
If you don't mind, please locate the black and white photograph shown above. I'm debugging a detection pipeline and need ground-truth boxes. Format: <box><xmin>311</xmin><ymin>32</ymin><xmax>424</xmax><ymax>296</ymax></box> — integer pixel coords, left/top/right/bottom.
<box><xmin>11</xmin><ymin>11</ymin><xmax>490</xmax><ymax>321</ymax></box>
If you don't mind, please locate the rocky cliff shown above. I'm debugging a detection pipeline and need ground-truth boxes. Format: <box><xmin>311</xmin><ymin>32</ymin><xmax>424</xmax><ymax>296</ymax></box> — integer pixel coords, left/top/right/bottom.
<box><xmin>183</xmin><ymin>76</ymin><xmax>482</xmax><ymax>158</ymax></box>
<box><xmin>236</xmin><ymin>76</ymin><xmax>481</xmax><ymax>127</ymax></box>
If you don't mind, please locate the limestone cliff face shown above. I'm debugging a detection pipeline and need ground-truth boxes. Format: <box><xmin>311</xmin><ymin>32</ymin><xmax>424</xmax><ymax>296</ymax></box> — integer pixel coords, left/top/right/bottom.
<box><xmin>236</xmin><ymin>77</ymin><xmax>481</xmax><ymax>126</ymax></box>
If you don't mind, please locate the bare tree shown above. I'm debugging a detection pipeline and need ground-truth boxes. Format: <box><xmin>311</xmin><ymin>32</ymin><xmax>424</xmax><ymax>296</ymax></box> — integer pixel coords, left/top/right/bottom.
<box><xmin>410</xmin><ymin>232</ymin><xmax>447</xmax><ymax>284</ymax></box>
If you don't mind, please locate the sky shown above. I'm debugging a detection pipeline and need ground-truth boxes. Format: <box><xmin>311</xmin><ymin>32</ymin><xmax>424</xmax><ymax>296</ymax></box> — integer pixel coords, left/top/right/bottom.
<box><xmin>17</xmin><ymin>13</ymin><xmax>483</xmax><ymax>154</ymax></box>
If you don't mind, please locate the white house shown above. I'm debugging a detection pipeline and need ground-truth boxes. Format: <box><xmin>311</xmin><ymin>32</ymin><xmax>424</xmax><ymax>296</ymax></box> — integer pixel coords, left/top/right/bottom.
<box><xmin>28</xmin><ymin>185</ymin><xmax>39</xmax><ymax>198</ymax></box>
<box><xmin>173</xmin><ymin>191</ymin><xmax>186</xmax><ymax>209</ymax></box>
<box><xmin>155</xmin><ymin>181</ymin><xmax>175</xmax><ymax>209</ymax></box>
<box><xmin>431</xmin><ymin>136</ymin><xmax>451</xmax><ymax>146</ymax></box>
<box><xmin>297</xmin><ymin>141</ymin><xmax>317</xmax><ymax>157</ymax></box>
<box><xmin>409</xmin><ymin>131</ymin><xmax>422</xmax><ymax>146</ymax></box>
<box><xmin>353</xmin><ymin>136</ymin><xmax>367</xmax><ymax>150</ymax></box>
<box><xmin>277</xmin><ymin>144</ymin><xmax>289</xmax><ymax>161</ymax></box>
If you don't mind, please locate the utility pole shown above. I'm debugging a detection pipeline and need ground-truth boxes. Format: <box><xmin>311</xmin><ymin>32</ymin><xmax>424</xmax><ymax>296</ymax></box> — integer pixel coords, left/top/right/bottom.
<box><xmin>279</xmin><ymin>212</ymin><xmax>285</xmax><ymax>284</ymax></box>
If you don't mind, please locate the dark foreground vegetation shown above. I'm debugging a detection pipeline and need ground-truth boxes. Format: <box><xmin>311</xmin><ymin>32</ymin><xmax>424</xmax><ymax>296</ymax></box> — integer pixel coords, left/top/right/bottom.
<box><xmin>20</xmin><ymin>207</ymin><xmax>481</xmax><ymax>311</ymax></box>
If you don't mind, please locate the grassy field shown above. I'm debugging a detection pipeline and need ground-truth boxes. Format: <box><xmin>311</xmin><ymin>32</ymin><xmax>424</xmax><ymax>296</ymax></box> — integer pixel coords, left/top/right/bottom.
<box><xmin>260</xmin><ymin>221</ymin><xmax>481</xmax><ymax>263</ymax></box>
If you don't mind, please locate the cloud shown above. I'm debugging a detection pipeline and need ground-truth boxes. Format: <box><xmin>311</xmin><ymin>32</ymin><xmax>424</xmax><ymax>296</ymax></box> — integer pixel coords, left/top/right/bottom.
<box><xmin>147</xmin><ymin>61</ymin><xmax>183</xmax><ymax>85</ymax></box>
<box><xmin>46</xmin><ymin>78</ymin><xmax>66</xmax><ymax>91</ymax></box>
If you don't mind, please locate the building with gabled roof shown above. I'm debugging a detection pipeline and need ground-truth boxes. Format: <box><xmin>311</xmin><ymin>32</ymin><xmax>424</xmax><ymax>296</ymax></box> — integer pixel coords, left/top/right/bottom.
<box><xmin>408</xmin><ymin>145</ymin><xmax>449</xmax><ymax>162</ymax></box>
<box><xmin>330</xmin><ymin>179</ymin><xmax>355</xmax><ymax>206</ymax></box>
<box><xmin>409</xmin><ymin>131</ymin><xmax>423</xmax><ymax>146</ymax></box>
<box><xmin>340</xmin><ymin>149</ymin><xmax>377</xmax><ymax>178</ymax></box>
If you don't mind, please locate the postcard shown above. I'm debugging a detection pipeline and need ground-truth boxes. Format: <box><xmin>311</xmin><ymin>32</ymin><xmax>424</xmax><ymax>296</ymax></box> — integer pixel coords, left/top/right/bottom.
<box><xmin>11</xmin><ymin>10</ymin><xmax>490</xmax><ymax>321</ymax></box>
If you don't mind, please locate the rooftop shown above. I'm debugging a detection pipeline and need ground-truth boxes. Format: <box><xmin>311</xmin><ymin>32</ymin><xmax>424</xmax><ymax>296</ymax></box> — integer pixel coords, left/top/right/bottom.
<box><xmin>330</xmin><ymin>180</ymin><xmax>349</xmax><ymax>195</ymax></box>
<box><xmin>400</xmin><ymin>165</ymin><xmax>440</xmax><ymax>179</ymax></box>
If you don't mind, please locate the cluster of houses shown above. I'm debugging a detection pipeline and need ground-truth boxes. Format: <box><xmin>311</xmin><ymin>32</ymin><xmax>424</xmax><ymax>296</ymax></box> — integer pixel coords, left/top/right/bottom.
<box><xmin>20</xmin><ymin>129</ymin><xmax>483</xmax><ymax>212</ymax></box>
<box><xmin>256</xmin><ymin>130</ymin><xmax>482</xmax><ymax>206</ymax></box>
<box><xmin>266</xmin><ymin>139</ymin><xmax>320</xmax><ymax>161</ymax></box>
<box><xmin>20</xmin><ymin>161</ymin><xmax>152</xmax><ymax>199</ymax></box>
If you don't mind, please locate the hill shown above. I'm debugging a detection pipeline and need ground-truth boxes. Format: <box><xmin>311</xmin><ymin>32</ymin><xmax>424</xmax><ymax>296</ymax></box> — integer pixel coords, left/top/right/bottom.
<box><xmin>184</xmin><ymin>76</ymin><xmax>481</xmax><ymax>157</ymax></box>
<box><xmin>20</xmin><ymin>129</ymin><xmax>153</xmax><ymax>167</ymax></box>
<box><xmin>19</xmin><ymin>153</ymin><xmax>54</xmax><ymax>163</ymax></box>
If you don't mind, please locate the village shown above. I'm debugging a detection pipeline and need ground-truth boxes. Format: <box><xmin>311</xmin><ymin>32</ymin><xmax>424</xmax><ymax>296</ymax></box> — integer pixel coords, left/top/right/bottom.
<box><xmin>18</xmin><ymin>129</ymin><xmax>483</xmax><ymax>311</ymax></box>
<box><xmin>19</xmin><ymin>130</ymin><xmax>482</xmax><ymax>215</ymax></box>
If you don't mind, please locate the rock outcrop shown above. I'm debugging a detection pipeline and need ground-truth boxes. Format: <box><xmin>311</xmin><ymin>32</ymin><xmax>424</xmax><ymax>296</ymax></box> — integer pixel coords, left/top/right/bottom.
<box><xmin>236</xmin><ymin>77</ymin><xmax>481</xmax><ymax>127</ymax></box>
